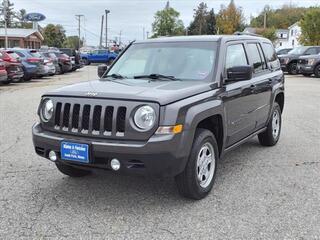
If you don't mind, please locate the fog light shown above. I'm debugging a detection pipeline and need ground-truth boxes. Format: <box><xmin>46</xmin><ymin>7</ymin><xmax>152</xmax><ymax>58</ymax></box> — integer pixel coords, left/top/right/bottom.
<box><xmin>48</xmin><ymin>150</ymin><xmax>57</xmax><ymax>162</ymax></box>
<box><xmin>111</xmin><ymin>158</ymin><xmax>120</xmax><ymax>171</ymax></box>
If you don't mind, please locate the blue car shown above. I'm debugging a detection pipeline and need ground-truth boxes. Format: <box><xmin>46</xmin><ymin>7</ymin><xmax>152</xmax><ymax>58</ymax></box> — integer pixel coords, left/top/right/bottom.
<box><xmin>80</xmin><ymin>49</ymin><xmax>118</xmax><ymax>65</ymax></box>
<box><xmin>11</xmin><ymin>49</ymin><xmax>47</xmax><ymax>80</ymax></box>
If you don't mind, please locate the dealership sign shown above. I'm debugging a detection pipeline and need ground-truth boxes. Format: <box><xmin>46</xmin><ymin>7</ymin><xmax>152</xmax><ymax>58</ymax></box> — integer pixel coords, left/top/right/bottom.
<box><xmin>24</xmin><ymin>13</ymin><xmax>46</xmax><ymax>22</ymax></box>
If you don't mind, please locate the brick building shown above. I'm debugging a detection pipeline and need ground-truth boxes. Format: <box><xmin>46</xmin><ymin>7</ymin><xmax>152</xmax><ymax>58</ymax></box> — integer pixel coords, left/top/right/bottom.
<box><xmin>0</xmin><ymin>28</ymin><xmax>44</xmax><ymax>49</ymax></box>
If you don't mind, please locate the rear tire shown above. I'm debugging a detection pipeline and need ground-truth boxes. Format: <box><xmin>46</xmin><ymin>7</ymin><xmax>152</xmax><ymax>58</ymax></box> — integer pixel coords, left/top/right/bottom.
<box><xmin>288</xmin><ymin>62</ymin><xmax>298</xmax><ymax>75</ymax></box>
<box><xmin>314</xmin><ymin>65</ymin><xmax>320</xmax><ymax>78</ymax></box>
<box><xmin>258</xmin><ymin>103</ymin><xmax>282</xmax><ymax>146</ymax></box>
<box><xmin>175</xmin><ymin>129</ymin><xmax>218</xmax><ymax>200</ymax></box>
<box><xmin>55</xmin><ymin>162</ymin><xmax>91</xmax><ymax>177</ymax></box>
<box><xmin>83</xmin><ymin>58</ymin><xmax>90</xmax><ymax>65</ymax></box>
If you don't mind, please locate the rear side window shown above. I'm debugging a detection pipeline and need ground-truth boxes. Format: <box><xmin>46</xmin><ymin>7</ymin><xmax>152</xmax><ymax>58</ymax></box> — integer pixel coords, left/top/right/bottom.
<box><xmin>225</xmin><ymin>44</ymin><xmax>248</xmax><ymax>69</ymax></box>
<box><xmin>30</xmin><ymin>51</ymin><xmax>42</xmax><ymax>58</ymax></box>
<box><xmin>15</xmin><ymin>51</ymin><xmax>25</xmax><ymax>58</ymax></box>
<box><xmin>247</xmin><ymin>43</ymin><xmax>266</xmax><ymax>73</ymax></box>
<box><xmin>263</xmin><ymin>43</ymin><xmax>280</xmax><ymax>70</ymax></box>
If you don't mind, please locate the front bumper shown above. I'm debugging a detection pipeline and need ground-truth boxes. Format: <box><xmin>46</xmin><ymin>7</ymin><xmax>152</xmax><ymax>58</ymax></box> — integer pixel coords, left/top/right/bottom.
<box><xmin>297</xmin><ymin>64</ymin><xmax>314</xmax><ymax>74</ymax></box>
<box><xmin>32</xmin><ymin>123</ymin><xmax>189</xmax><ymax>177</ymax></box>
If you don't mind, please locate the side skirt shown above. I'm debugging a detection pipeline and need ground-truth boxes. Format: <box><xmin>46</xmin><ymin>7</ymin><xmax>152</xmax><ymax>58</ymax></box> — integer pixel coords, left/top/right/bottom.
<box><xmin>223</xmin><ymin>127</ymin><xmax>267</xmax><ymax>154</ymax></box>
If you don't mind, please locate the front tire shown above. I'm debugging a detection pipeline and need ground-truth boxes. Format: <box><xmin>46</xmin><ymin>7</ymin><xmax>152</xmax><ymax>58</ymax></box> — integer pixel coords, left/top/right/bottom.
<box><xmin>314</xmin><ymin>65</ymin><xmax>320</xmax><ymax>78</ymax></box>
<box><xmin>175</xmin><ymin>129</ymin><xmax>218</xmax><ymax>200</ymax></box>
<box><xmin>258</xmin><ymin>103</ymin><xmax>282</xmax><ymax>146</ymax></box>
<box><xmin>55</xmin><ymin>162</ymin><xmax>91</xmax><ymax>177</ymax></box>
<box><xmin>288</xmin><ymin>62</ymin><xmax>298</xmax><ymax>75</ymax></box>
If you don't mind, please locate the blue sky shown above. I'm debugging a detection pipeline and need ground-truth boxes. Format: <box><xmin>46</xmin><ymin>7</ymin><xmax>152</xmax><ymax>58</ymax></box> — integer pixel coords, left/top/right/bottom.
<box><xmin>10</xmin><ymin>0</ymin><xmax>320</xmax><ymax>46</ymax></box>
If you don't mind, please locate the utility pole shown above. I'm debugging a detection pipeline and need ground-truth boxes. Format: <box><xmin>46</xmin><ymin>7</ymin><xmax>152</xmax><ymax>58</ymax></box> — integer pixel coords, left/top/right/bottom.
<box><xmin>75</xmin><ymin>14</ymin><xmax>84</xmax><ymax>50</ymax></box>
<box><xmin>105</xmin><ymin>9</ymin><xmax>110</xmax><ymax>49</ymax></box>
<box><xmin>3</xmin><ymin>0</ymin><xmax>8</xmax><ymax>49</ymax></box>
<box><xmin>146</xmin><ymin>31</ymin><xmax>149</xmax><ymax>39</ymax></box>
<box><xmin>143</xmin><ymin>27</ymin><xmax>145</xmax><ymax>40</ymax></box>
<box><xmin>99</xmin><ymin>15</ymin><xmax>104</xmax><ymax>48</ymax></box>
<box><xmin>119</xmin><ymin>30</ymin><xmax>122</xmax><ymax>46</ymax></box>
<box><xmin>263</xmin><ymin>11</ymin><xmax>267</xmax><ymax>29</ymax></box>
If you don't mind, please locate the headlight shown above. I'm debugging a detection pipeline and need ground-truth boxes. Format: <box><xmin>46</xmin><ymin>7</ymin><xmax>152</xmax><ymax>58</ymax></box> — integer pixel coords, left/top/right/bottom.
<box><xmin>41</xmin><ymin>99</ymin><xmax>54</xmax><ymax>122</ymax></box>
<box><xmin>133</xmin><ymin>105</ymin><xmax>156</xmax><ymax>131</ymax></box>
<box><xmin>307</xmin><ymin>59</ymin><xmax>316</xmax><ymax>65</ymax></box>
<box><xmin>283</xmin><ymin>58</ymin><xmax>290</xmax><ymax>64</ymax></box>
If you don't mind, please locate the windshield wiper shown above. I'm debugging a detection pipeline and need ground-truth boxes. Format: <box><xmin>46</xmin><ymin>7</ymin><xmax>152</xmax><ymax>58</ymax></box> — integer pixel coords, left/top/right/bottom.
<box><xmin>133</xmin><ymin>74</ymin><xmax>180</xmax><ymax>81</ymax></box>
<box><xmin>103</xmin><ymin>73</ymin><xmax>126</xmax><ymax>79</ymax></box>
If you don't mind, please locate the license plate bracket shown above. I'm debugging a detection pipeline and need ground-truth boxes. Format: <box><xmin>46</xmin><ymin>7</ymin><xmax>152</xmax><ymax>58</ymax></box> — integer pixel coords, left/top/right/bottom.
<box><xmin>60</xmin><ymin>141</ymin><xmax>90</xmax><ymax>163</ymax></box>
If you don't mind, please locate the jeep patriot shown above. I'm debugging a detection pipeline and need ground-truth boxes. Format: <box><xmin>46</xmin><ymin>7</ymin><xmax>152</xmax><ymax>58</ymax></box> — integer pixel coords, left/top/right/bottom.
<box><xmin>32</xmin><ymin>35</ymin><xmax>284</xmax><ymax>199</ymax></box>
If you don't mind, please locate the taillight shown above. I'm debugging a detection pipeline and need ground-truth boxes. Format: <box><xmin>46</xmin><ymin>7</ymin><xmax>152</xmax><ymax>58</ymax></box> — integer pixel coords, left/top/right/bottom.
<box><xmin>27</xmin><ymin>58</ymin><xmax>41</xmax><ymax>63</ymax></box>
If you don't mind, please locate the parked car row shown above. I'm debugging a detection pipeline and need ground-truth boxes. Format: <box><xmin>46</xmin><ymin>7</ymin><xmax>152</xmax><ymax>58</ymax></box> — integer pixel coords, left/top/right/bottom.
<box><xmin>0</xmin><ymin>48</ymin><xmax>84</xmax><ymax>85</ymax></box>
<box><xmin>277</xmin><ymin>46</ymin><xmax>320</xmax><ymax>77</ymax></box>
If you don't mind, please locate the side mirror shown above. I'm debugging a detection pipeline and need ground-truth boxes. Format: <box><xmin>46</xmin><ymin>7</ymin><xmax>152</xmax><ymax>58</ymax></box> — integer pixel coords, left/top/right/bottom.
<box><xmin>98</xmin><ymin>64</ymin><xmax>109</xmax><ymax>78</ymax></box>
<box><xmin>226</xmin><ymin>66</ymin><xmax>253</xmax><ymax>81</ymax></box>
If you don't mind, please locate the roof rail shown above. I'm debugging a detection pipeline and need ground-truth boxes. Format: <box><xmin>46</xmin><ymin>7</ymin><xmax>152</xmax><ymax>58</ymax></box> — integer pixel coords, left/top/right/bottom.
<box><xmin>234</xmin><ymin>31</ymin><xmax>261</xmax><ymax>37</ymax></box>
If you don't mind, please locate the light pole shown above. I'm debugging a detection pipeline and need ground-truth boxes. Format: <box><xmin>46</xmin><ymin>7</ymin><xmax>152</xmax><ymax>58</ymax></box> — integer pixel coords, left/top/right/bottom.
<box><xmin>105</xmin><ymin>9</ymin><xmax>110</xmax><ymax>49</ymax></box>
<box><xmin>3</xmin><ymin>0</ymin><xmax>8</xmax><ymax>49</ymax></box>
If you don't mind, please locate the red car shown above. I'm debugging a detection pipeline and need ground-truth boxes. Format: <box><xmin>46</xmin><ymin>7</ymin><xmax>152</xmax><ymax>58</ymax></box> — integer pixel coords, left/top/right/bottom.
<box><xmin>0</xmin><ymin>50</ymin><xmax>24</xmax><ymax>82</ymax></box>
<box><xmin>0</xmin><ymin>59</ymin><xmax>8</xmax><ymax>84</ymax></box>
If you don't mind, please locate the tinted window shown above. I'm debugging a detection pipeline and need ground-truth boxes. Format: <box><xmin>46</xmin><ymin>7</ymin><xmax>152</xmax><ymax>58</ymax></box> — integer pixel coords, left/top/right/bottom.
<box><xmin>29</xmin><ymin>51</ymin><xmax>42</xmax><ymax>58</ymax></box>
<box><xmin>15</xmin><ymin>51</ymin><xmax>25</xmax><ymax>58</ymax></box>
<box><xmin>225</xmin><ymin>44</ymin><xmax>248</xmax><ymax>69</ymax></box>
<box><xmin>247</xmin><ymin>43</ymin><xmax>265</xmax><ymax>72</ymax></box>
<box><xmin>263</xmin><ymin>43</ymin><xmax>280</xmax><ymax>70</ymax></box>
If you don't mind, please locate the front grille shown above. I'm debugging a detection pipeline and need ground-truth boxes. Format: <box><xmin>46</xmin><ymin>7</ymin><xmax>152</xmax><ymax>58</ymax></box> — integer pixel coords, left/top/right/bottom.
<box><xmin>54</xmin><ymin>102</ymin><xmax>127</xmax><ymax>137</ymax></box>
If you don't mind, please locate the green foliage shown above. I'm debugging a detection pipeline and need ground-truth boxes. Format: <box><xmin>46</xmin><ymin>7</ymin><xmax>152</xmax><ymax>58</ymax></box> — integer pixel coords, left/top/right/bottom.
<box><xmin>63</xmin><ymin>36</ymin><xmax>83</xmax><ymax>49</ymax></box>
<box><xmin>42</xmin><ymin>24</ymin><xmax>66</xmax><ymax>48</ymax></box>
<box><xmin>216</xmin><ymin>0</ymin><xmax>245</xmax><ymax>34</ymax></box>
<box><xmin>256</xmin><ymin>28</ymin><xmax>277</xmax><ymax>42</ymax></box>
<box><xmin>0</xmin><ymin>1</ymin><xmax>32</xmax><ymax>28</ymax></box>
<box><xmin>188</xmin><ymin>2</ymin><xmax>216</xmax><ymax>35</ymax></box>
<box><xmin>250</xmin><ymin>4</ymin><xmax>313</xmax><ymax>29</ymax></box>
<box><xmin>151</xmin><ymin>6</ymin><xmax>185</xmax><ymax>37</ymax></box>
<box><xmin>299</xmin><ymin>8</ymin><xmax>320</xmax><ymax>45</ymax></box>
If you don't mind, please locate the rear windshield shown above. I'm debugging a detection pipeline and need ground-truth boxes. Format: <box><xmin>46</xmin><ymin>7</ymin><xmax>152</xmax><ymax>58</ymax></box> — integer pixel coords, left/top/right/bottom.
<box><xmin>7</xmin><ymin>51</ymin><xmax>20</xmax><ymax>59</ymax></box>
<box><xmin>29</xmin><ymin>51</ymin><xmax>42</xmax><ymax>58</ymax></box>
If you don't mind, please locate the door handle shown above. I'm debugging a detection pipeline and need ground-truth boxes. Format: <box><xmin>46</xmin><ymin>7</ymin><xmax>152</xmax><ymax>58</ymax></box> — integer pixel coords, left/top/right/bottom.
<box><xmin>250</xmin><ymin>84</ymin><xmax>256</xmax><ymax>89</ymax></box>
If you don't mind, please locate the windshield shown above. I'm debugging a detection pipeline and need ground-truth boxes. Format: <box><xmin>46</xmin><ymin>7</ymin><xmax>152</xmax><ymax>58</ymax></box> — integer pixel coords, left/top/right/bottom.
<box><xmin>288</xmin><ymin>47</ymin><xmax>308</xmax><ymax>55</ymax></box>
<box><xmin>106</xmin><ymin>42</ymin><xmax>217</xmax><ymax>81</ymax></box>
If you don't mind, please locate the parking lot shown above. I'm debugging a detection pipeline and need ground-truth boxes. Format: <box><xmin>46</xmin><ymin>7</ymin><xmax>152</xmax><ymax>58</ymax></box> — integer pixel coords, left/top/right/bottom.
<box><xmin>0</xmin><ymin>66</ymin><xmax>319</xmax><ymax>239</ymax></box>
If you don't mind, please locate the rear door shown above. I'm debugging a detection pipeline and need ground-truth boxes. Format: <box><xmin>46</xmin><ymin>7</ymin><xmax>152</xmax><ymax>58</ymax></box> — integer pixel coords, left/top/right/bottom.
<box><xmin>245</xmin><ymin>42</ymin><xmax>272</xmax><ymax>130</ymax></box>
<box><xmin>223</xmin><ymin>42</ymin><xmax>257</xmax><ymax>147</ymax></box>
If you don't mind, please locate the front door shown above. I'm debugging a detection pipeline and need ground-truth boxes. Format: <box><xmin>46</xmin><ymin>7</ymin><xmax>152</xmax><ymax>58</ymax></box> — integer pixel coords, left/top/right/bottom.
<box><xmin>223</xmin><ymin>43</ymin><xmax>257</xmax><ymax>147</ymax></box>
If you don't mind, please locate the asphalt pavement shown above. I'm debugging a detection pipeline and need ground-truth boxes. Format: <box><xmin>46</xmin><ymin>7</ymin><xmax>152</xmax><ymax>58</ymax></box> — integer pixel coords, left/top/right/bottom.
<box><xmin>0</xmin><ymin>67</ymin><xmax>319</xmax><ymax>239</ymax></box>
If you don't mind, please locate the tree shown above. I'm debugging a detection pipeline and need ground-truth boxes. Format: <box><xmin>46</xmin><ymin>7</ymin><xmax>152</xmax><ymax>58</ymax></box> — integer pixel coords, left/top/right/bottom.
<box><xmin>63</xmin><ymin>36</ymin><xmax>83</xmax><ymax>49</ymax></box>
<box><xmin>207</xmin><ymin>8</ymin><xmax>217</xmax><ymax>35</ymax></box>
<box><xmin>42</xmin><ymin>24</ymin><xmax>66</xmax><ymax>48</ymax></box>
<box><xmin>256</xmin><ymin>28</ymin><xmax>277</xmax><ymax>42</ymax></box>
<box><xmin>15</xmin><ymin>9</ymin><xmax>32</xmax><ymax>28</ymax></box>
<box><xmin>188</xmin><ymin>3</ymin><xmax>217</xmax><ymax>35</ymax></box>
<box><xmin>299</xmin><ymin>8</ymin><xmax>320</xmax><ymax>45</ymax></box>
<box><xmin>151</xmin><ymin>3</ymin><xmax>185</xmax><ymax>37</ymax></box>
<box><xmin>250</xmin><ymin>4</ymin><xmax>311</xmax><ymax>29</ymax></box>
<box><xmin>0</xmin><ymin>0</ymin><xmax>15</xmax><ymax>28</ymax></box>
<box><xmin>216</xmin><ymin>0</ymin><xmax>245</xmax><ymax>34</ymax></box>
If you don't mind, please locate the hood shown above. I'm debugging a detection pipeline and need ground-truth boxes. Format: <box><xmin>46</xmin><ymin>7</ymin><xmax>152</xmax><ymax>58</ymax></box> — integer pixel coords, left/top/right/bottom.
<box><xmin>278</xmin><ymin>54</ymin><xmax>300</xmax><ymax>59</ymax></box>
<box><xmin>299</xmin><ymin>54</ymin><xmax>320</xmax><ymax>60</ymax></box>
<box><xmin>44</xmin><ymin>78</ymin><xmax>216</xmax><ymax>105</ymax></box>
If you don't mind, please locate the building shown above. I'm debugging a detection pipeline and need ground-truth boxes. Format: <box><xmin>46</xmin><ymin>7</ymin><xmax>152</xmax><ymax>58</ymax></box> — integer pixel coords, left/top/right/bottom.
<box><xmin>287</xmin><ymin>22</ymin><xmax>301</xmax><ymax>48</ymax></box>
<box><xmin>243</xmin><ymin>22</ymin><xmax>302</xmax><ymax>49</ymax></box>
<box><xmin>0</xmin><ymin>28</ymin><xmax>44</xmax><ymax>49</ymax></box>
<box><xmin>274</xmin><ymin>29</ymin><xmax>289</xmax><ymax>48</ymax></box>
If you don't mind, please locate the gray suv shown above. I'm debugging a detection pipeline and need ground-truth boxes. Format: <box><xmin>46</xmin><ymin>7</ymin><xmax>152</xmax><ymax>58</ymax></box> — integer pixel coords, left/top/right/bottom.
<box><xmin>32</xmin><ymin>35</ymin><xmax>284</xmax><ymax>199</ymax></box>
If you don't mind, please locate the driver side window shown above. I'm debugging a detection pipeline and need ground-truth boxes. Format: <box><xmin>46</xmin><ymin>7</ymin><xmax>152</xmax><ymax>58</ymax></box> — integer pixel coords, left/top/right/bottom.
<box><xmin>225</xmin><ymin>44</ymin><xmax>248</xmax><ymax>70</ymax></box>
